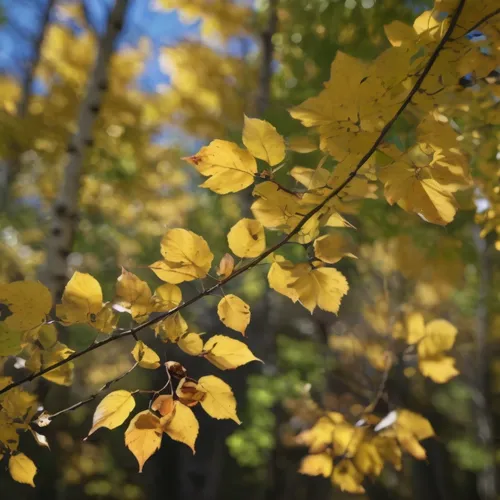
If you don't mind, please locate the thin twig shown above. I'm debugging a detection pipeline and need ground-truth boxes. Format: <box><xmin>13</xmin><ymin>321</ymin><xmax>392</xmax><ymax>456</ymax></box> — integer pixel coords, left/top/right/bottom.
<box><xmin>40</xmin><ymin>362</ymin><xmax>139</xmax><ymax>423</ymax></box>
<box><xmin>0</xmin><ymin>0</ymin><xmax>466</xmax><ymax>399</ymax></box>
<box><xmin>451</xmin><ymin>7</ymin><xmax>500</xmax><ymax>40</ymax></box>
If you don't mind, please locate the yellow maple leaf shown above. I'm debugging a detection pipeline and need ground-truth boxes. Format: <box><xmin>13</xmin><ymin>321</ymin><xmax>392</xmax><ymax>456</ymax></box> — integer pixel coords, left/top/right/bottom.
<box><xmin>217</xmin><ymin>295</ymin><xmax>251</xmax><ymax>335</ymax></box>
<box><xmin>125</xmin><ymin>411</ymin><xmax>162</xmax><ymax>473</ymax></box>
<box><xmin>56</xmin><ymin>272</ymin><xmax>103</xmax><ymax>326</ymax></box>
<box><xmin>197</xmin><ymin>375</ymin><xmax>241</xmax><ymax>424</ymax></box>
<box><xmin>162</xmin><ymin>401</ymin><xmax>199</xmax><ymax>453</ymax></box>
<box><xmin>184</xmin><ymin>139</ymin><xmax>257</xmax><ymax>194</ymax></box>
<box><xmin>132</xmin><ymin>341</ymin><xmax>161</xmax><ymax>369</ymax></box>
<box><xmin>115</xmin><ymin>269</ymin><xmax>152</xmax><ymax>322</ymax></box>
<box><xmin>203</xmin><ymin>335</ymin><xmax>261</xmax><ymax>370</ymax></box>
<box><xmin>0</xmin><ymin>281</ymin><xmax>51</xmax><ymax>333</ymax></box>
<box><xmin>9</xmin><ymin>453</ymin><xmax>37</xmax><ymax>487</ymax></box>
<box><xmin>242</xmin><ymin>115</ymin><xmax>286</xmax><ymax>166</ymax></box>
<box><xmin>313</xmin><ymin>233</ymin><xmax>357</xmax><ymax>264</ymax></box>
<box><xmin>150</xmin><ymin>228</ymin><xmax>214</xmax><ymax>284</ymax></box>
<box><xmin>87</xmin><ymin>390</ymin><xmax>136</xmax><ymax>437</ymax></box>
<box><xmin>227</xmin><ymin>218</ymin><xmax>266</xmax><ymax>258</ymax></box>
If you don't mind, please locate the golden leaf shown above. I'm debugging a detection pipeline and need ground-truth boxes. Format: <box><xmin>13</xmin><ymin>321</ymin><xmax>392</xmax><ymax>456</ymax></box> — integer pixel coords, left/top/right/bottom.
<box><xmin>132</xmin><ymin>341</ymin><xmax>161</xmax><ymax>369</ymax></box>
<box><xmin>197</xmin><ymin>375</ymin><xmax>241</xmax><ymax>424</ymax></box>
<box><xmin>88</xmin><ymin>390</ymin><xmax>135</xmax><ymax>436</ymax></box>
<box><xmin>418</xmin><ymin>355</ymin><xmax>459</xmax><ymax>383</ymax></box>
<box><xmin>150</xmin><ymin>228</ymin><xmax>214</xmax><ymax>284</ymax></box>
<box><xmin>216</xmin><ymin>253</ymin><xmax>235</xmax><ymax>279</ymax></box>
<box><xmin>178</xmin><ymin>333</ymin><xmax>204</xmax><ymax>356</ymax></box>
<box><xmin>313</xmin><ymin>233</ymin><xmax>357</xmax><ymax>264</ymax></box>
<box><xmin>291</xmin><ymin>266</ymin><xmax>349</xmax><ymax>314</ymax></box>
<box><xmin>184</xmin><ymin>139</ymin><xmax>257</xmax><ymax>194</ymax></box>
<box><xmin>155</xmin><ymin>312</ymin><xmax>188</xmax><ymax>342</ymax></box>
<box><xmin>332</xmin><ymin>460</ymin><xmax>365</xmax><ymax>494</ymax></box>
<box><xmin>203</xmin><ymin>335</ymin><xmax>261</xmax><ymax>370</ymax></box>
<box><xmin>217</xmin><ymin>295</ymin><xmax>251</xmax><ymax>335</ymax></box>
<box><xmin>56</xmin><ymin>272</ymin><xmax>103</xmax><ymax>326</ymax></box>
<box><xmin>115</xmin><ymin>269</ymin><xmax>152</xmax><ymax>321</ymax></box>
<box><xmin>9</xmin><ymin>453</ymin><xmax>37</xmax><ymax>487</ymax></box>
<box><xmin>418</xmin><ymin>319</ymin><xmax>457</xmax><ymax>358</ymax></box>
<box><xmin>299</xmin><ymin>452</ymin><xmax>333</xmax><ymax>477</ymax></box>
<box><xmin>125</xmin><ymin>411</ymin><xmax>162</xmax><ymax>473</ymax></box>
<box><xmin>0</xmin><ymin>281</ymin><xmax>51</xmax><ymax>333</ymax></box>
<box><xmin>227</xmin><ymin>218</ymin><xmax>266</xmax><ymax>258</ymax></box>
<box><xmin>242</xmin><ymin>115</ymin><xmax>285</xmax><ymax>166</ymax></box>
<box><xmin>162</xmin><ymin>401</ymin><xmax>199</xmax><ymax>453</ymax></box>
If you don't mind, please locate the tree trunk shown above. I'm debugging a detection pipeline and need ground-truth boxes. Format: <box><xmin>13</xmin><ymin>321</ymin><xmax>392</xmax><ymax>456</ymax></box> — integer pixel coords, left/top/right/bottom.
<box><xmin>472</xmin><ymin>226</ymin><xmax>497</xmax><ymax>500</ymax></box>
<box><xmin>41</xmin><ymin>0</ymin><xmax>129</xmax><ymax>300</ymax></box>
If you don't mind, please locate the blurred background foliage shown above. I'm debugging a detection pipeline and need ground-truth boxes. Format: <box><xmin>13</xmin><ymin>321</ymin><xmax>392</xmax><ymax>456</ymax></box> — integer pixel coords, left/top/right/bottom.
<box><xmin>0</xmin><ymin>0</ymin><xmax>499</xmax><ymax>499</ymax></box>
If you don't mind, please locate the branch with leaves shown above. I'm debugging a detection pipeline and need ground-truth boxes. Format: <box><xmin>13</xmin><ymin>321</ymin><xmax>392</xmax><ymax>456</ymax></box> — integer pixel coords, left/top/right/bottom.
<box><xmin>3</xmin><ymin>0</ymin><xmax>500</xmax><ymax>492</ymax></box>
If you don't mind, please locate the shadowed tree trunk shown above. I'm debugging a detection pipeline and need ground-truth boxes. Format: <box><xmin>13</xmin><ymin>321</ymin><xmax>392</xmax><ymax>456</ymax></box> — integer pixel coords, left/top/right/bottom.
<box><xmin>41</xmin><ymin>0</ymin><xmax>130</xmax><ymax>301</ymax></box>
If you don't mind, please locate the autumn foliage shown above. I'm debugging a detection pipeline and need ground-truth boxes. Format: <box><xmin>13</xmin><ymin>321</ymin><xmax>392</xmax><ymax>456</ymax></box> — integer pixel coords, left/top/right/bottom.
<box><xmin>1</xmin><ymin>0</ymin><xmax>499</xmax><ymax>496</ymax></box>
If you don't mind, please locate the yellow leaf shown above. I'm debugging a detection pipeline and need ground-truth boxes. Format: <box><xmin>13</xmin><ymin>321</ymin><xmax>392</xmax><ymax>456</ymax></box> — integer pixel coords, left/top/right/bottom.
<box><xmin>150</xmin><ymin>229</ymin><xmax>214</xmax><ymax>284</ymax></box>
<box><xmin>9</xmin><ymin>453</ymin><xmax>37</xmax><ymax>487</ymax></box>
<box><xmin>217</xmin><ymin>295</ymin><xmax>251</xmax><ymax>335</ymax></box>
<box><xmin>267</xmin><ymin>257</ymin><xmax>300</xmax><ymax>302</ymax></box>
<box><xmin>354</xmin><ymin>442</ymin><xmax>384</xmax><ymax>476</ymax></box>
<box><xmin>197</xmin><ymin>375</ymin><xmax>241</xmax><ymax>424</ymax></box>
<box><xmin>162</xmin><ymin>401</ymin><xmax>199</xmax><ymax>453</ymax></box>
<box><xmin>395</xmin><ymin>410</ymin><xmax>434</xmax><ymax>459</ymax></box>
<box><xmin>155</xmin><ymin>312</ymin><xmax>188</xmax><ymax>342</ymax></box>
<box><xmin>288</xmin><ymin>135</ymin><xmax>318</xmax><ymax>153</ymax></box>
<box><xmin>0</xmin><ymin>323</ymin><xmax>22</xmax><ymax>356</ymax></box>
<box><xmin>151</xmin><ymin>395</ymin><xmax>175</xmax><ymax>417</ymax></box>
<box><xmin>92</xmin><ymin>303</ymin><xmax>119</xmax><ymax>334</ymax></box>
<box><xmin>332</xmin><ymin>460</ymin><xmax>365</xmax><ymax>494</ymax></box>
<box><xmin>40</xmin><ymin>342</ymin><xmax>75</xmax><ymax>386</ymax></box>
<box><xmin>88</xmin><ymin>390</ymin><xmax>136</xmax><ymax>436</ymax></box>
<box><xmin>203</xmin><ymin>335</ymin><xmax>261</xmax><ymax>370</ymax></box>
<box><xmin>115</xmin><ymin>269</ymin><xmax>152</xmax><ymax>321</ymax></box>
<box><xmin>406</xmin><ymin>312</ymin><xmax>426</xmax><ymax>344</ymax></box>
<box><xmin>299</xmin><ymin>452</ymin><xmax>333</xmax><ymax>477</ymax></box>
<box><xmin>418</xmin><ymin>319</ymin><xmax>457</xmax><ymax>358</ymax></box>
<box><xmin>0</xmin><ymin>281</ymin><xmax>51</xmax><ymax>333</ymax></box>
<box><xmin>251</xmin><ymin>181</ymin><xmax>302</xmax><ymax>230</ymax></box>
<box><xmin>313</xmin><ymin>233</ymin><xmax>357</xmax><ymax>264</ymax></box>
<box><xmin>152</xmin><ymin>283</ymin><xmax>182</xmax><ymax>310</ymax></box>
<box><xmin>419</xmin><ymin>355</ymin><xmax>459</xmax><ymax>383</ymax></box>
<box><xmin>178</xmin><ymin>333</ymin><xmax>203</xmax><ymax>356</ymax></box>
<box><xmin>216</xmin><ymin>253</ymin><xmax>235</xmax><ymax>279</ymax></box>
<box><xmin>56</xmin><ymin>272</ymin><xmax>103</xmax><ymax>326</ymax></box>
<box><xmin>132</xmin><ymin>341</ymin><xmax>161</xmax><ymax>369</ymax></box>
<box><xmin>227</xmin><ymin>218</ymin><xmax>266</xmax><ymax>258</ymax></box>
<box><xmin>184</xmin><ymin>139</ymin><xmax>257</xmax><ymax>194</ymax></box>
<box><xmin>125</xmin><ymin>411</ymin><xmax>162</xmax><ymax>473</ymax></box>
<box><xmin>291</xmin><ymin>267</ymin><xmax>349</xmax><ymax>314</ymax></box>
<box><xmin>242</xmin><ymin>115</ymin><xmax>285</xmax><ymax>166</ymax></box>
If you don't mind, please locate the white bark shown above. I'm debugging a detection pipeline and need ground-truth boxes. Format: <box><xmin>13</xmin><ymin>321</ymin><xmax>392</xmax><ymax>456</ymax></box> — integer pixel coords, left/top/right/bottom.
<box><xmin>42</xmin><ymin>0</ymin><xmax>129</xmax><ymax>300</ymax></box>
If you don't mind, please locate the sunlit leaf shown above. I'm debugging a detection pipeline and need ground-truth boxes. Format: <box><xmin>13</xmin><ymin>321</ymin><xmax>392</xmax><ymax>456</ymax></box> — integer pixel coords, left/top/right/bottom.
<box><xmin>217</xmin><ymin>295</ymin><xmax>251</xmax><ymax>335</ymax></box>
<box><xmin>198</xmin><ymin>375</ymin><xmax>240</xmax><ymax>424</ymax></box>
<box><xmin>242</xmin><ymin>115</ymin><xmax>285</xmax><ymax>166</ymax></box>
<box><xmin>88</xmin><ymin>390</ymin><xmax>135</xmax><ymax>436</ymax></box>
<box><xmin>203</xmin><ymin>335</ymin><xmax>261</xmax><ymax>370</ymax></box>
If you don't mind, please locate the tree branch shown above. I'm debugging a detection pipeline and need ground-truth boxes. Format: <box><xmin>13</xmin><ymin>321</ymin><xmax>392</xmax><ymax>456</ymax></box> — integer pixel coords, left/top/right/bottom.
<box><xmin>0</xmin><ymin>0</ymin><xmax>466</xmax><ymax>398</ymax></box>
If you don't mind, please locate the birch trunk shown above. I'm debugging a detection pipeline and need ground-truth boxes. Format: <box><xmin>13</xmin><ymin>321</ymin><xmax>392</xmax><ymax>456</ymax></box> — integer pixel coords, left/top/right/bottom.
<box><xmin>41</xmin><ymin>0</ymin><xmax>129</xmax><ymax>300</ymax></box>
<box><xmin>0</xmin><ymin>0</ymin><xmax>56</xmax><ymax>211</ymax></box>
<box><xmin>472</xmin><ymin>226</ymin><xmax>497</xmax><ymax>500</ymax></box>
